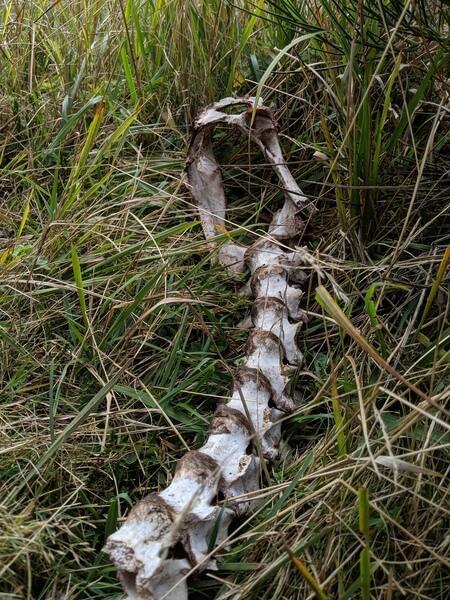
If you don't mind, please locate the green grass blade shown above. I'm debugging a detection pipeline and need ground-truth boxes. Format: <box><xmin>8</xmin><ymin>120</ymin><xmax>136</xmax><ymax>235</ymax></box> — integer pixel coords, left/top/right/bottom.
<box><xmin>253</xmin><ymin>32</ymin><xmax>321</xmax><ymax>115</ymax></box>
<box><xmin>267</xmin><ymin>450</ymin><xmax>313</xmax><ymax>518</ymax></box>
<box><xmin>418</xmin><ymin>246</ymin><xmax>450</xmax><ymax>332</ymax></box>
<box><xmin>331</xmin><ymin>374</ymin><xmax>347</xmax><ymax>456</ymax></box>
<box><xmin>121</xmin><ymin>45</ymin><xmax>138</xmax><ymax>104</ymax></box>
<box><xmin>71</xmin><ymin>244</ymin><xmax>88</xmax><ymax>329</ymax></box>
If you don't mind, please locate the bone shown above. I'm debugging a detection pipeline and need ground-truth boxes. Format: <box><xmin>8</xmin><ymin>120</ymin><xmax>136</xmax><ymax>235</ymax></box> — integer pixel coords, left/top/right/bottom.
<box><xmin>106</xmin><ymin>494</ymin><xmax>191</xmax><ymax>600</ymax></box>
<box><xmin>218</xmin><ymin>241</ymin><xmax>247</xmax><ymax>273</ymax></box>
<box><xmin>250</xmin><ymin>265</ymin><xmax>306</xmax><ymax>321</ymax></box>
<box><xmin>245</xmin><ymin>330</ymin><xmax>294</xmax><ymax>413</ymax></box>
<box><xmin>251</xmin><ymin>297</ymin><xmax>302</xmax><ymax>366</ymax></box>
<box><xmin>104</xmin><ymin>97</ymin><xmax>310</xmax><ymax>600</ymax></box>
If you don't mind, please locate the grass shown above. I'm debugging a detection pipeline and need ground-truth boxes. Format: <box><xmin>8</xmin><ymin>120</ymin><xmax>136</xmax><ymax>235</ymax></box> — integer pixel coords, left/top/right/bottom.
<box><xmin>0</xmin><ymin>0</ymin><xmax>449</xmax><ymax>598</ymax></box>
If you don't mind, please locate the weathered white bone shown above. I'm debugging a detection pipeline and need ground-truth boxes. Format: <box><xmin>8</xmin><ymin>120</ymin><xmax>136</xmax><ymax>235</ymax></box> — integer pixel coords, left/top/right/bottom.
<box><xmin>269</xmin><ymin>198</ymin><xmax>304</xmax><ymax>239</ymax></box>
<box><xmin>105</xmin><ymin>494</ymin><xmax>191</xmax><ymax>600</ymax></box>
<box><xmin>246</xmin><ymin>330</ymin><xmax>294</xmax><ymax>413</ymax></box>
<box><xmin>245</xmin><ymin>240</ymin><xmax>308</xmax><ymax>281</ymax></box>
<box><xmin>104</xmin><ymin>97</ymin><xmax>311</xmax><ymax>600</ymax></box>
<box><xmin>251</xmin><ymin>298</ymin><xmax>302</xmax><ymax>366</ymax></box>
<box><xmin>251</xmin><ymin>265</ymin><xmax>306</xmax><ymax>321</ymax></box>
<box><xmin>218</xmin><ymin>241</ymin><xmax>246</xmax><ymax>273</ymax></box>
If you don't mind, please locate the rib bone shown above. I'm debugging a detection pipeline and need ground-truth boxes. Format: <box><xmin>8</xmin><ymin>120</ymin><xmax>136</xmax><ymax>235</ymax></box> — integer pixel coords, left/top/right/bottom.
<box><xmin>104</xmin><ymin>97</ymin><xmax>311</xmax><ymax>600</ymax></box>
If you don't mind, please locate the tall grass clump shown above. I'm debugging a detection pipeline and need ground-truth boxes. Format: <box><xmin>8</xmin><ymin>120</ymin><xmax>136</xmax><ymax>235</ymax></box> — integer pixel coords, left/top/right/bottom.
<box><xmin>0</xmin><ymin>1</ymin><xmax>448</xmax><ymax>599</ymax></box>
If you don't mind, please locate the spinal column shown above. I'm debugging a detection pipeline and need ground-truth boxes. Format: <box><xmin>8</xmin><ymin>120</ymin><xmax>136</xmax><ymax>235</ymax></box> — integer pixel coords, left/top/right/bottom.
<box><xmin>104</xmin><ymin>97</ymin><xmax>312</xmax><ymax>600</ymax></box>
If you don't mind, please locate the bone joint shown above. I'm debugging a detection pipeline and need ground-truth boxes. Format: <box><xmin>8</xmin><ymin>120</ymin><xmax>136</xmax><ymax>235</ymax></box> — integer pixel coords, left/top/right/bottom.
<box><xmin>104</xmin><ymin>97</ymin><xmax>311</xmax><ymax>600</ymax></box>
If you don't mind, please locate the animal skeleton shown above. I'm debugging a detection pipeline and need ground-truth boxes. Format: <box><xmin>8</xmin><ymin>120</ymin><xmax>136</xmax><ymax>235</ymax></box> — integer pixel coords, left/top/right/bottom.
<box><xmin>104</xmin><ymin>97</ymin><xmax>313</xmax><ymax>600</ymax></box>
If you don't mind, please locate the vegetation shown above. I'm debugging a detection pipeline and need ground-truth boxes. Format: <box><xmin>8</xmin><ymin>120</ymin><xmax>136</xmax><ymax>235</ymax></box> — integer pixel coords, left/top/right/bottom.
<box><xmin>0</xmin><ymin>1</ymin><xmax>448</xmax><ymax>598</ymax></box>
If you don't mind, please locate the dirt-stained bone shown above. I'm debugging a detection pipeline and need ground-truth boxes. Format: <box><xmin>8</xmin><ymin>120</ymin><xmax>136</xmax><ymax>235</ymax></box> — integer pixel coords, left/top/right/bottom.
<box><xmin>104</xmin><ymin>97</ymin><xmax>311</xmax><ymax>600</ymax></box>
